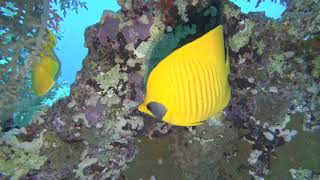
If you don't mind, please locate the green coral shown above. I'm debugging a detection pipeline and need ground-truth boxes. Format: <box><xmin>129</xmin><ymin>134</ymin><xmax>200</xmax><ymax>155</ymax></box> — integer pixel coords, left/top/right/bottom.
<box><xmin>147</xmin><ymin>24</ymin><xmax>197</xmax><ymax>76</ymax></box>
<box><xmin>311</xmin><ymin>56</ymin><xmax>320</xmax><ymax>79</ymax></box>
<box><xmin>150</xmin><ymin>24</ymin><xmax>197</xmax><ymax>60</ymax></box>
<box><xmin>0</xmin><ymin>145</ymin><xmax>47</xmax><ymax>180</ymax></box>
<box><xmin>95</xmin><ymin>64</ymin><xmax>128</xmax><ymax>90</ymax></box>
<box><xmin>228</xmin><ymin>20</ymin><xmax>255</xmax><ymax>52</ymax></box>
<box><xmin>268</xmin><ymin>53</ymin><xmax>285</xmax><ymax>76</ymax></box>
<box><xmin>256</xmin><ymin>40</ymin><xmax>266</xmax><ymax>55</ymax></box>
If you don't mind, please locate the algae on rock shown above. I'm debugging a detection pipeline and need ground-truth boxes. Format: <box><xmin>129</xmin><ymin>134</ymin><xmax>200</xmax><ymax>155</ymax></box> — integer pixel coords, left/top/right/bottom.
<box><xmin>0</xmin><ymin>144</ymin><xmax>47</xmax><ymax>179</ymax></box>
<box><xmin>311</xmin><ymin>55</ymin><xmax>320</xmax><ymax>79</ymax></box>
<box><xmin>228</xmin><ymin>19</ymin><xmax>255</xmax><ymax>52</ymax></box>
<box><xmin>95</xmin><ymin>64</ymin><xmax>128</xmax><ymax>91</ymax></box>
<box><xmin>223</xmin><ymin>3</ymin><xmax>240</xmax><ymax>19</ymax></box>
<box><xmin>268</xmin><ymin>53</ymin><xmax>286</xmax><ymax>76</ymax></box>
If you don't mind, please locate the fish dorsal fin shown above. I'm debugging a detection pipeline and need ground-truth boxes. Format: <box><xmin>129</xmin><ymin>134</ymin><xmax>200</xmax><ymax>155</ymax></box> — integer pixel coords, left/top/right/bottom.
<box><xmin>147</xmin><ymin>102</ymin><xmax>167</xmax><ymax>120</ymax></box>
<box><xmin>165</xmin><ymin>25</ymin><xmax>225</xmax><ymax>65</ymax></box>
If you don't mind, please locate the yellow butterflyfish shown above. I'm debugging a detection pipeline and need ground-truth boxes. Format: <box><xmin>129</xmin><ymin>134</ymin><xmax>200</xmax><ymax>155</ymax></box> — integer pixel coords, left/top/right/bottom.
<box><xmin>138</xmin><ymin>25</ymin><xmax>231</xmax><ymax>126</ymax></box>
<box><xmin>31</xmin><ymin>30</ymin><xmax>60</xmax><ymax>96</ymax></box>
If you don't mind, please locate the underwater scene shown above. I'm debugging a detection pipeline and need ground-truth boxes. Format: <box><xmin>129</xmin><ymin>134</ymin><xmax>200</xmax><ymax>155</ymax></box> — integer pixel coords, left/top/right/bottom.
<box><xmin>0</xmin><ymin>0</ymin><xmax>319</xmax><ymax>179</ymax></box>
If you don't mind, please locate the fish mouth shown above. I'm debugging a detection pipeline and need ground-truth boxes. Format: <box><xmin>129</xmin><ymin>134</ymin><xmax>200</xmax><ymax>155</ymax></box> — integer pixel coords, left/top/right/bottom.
<box><xmin>137</xmin><ymin>102</ymin><xmax>156</xmax><ymax>119</ymax></box>
<box><xmin>137</xmin><ymin>103</ymin><xmax>145</xmax><ymax>112</ymax></box>
<box><xmin>137</xmin><ymin>103</ymin><xmax>150</xmax><ymax>115</ymax></box>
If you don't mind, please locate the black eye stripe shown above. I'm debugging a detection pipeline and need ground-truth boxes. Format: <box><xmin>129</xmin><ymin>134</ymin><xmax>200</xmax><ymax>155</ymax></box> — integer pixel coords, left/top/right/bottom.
<box><xmin>147</xmin><ymin>102</ymin><xmax>167</xmax><ymax>120</ymax></box>
<box><xmin>146</xmin><ymin>103</ymin><xmax>153</xmax><ymax>111</ymax></box>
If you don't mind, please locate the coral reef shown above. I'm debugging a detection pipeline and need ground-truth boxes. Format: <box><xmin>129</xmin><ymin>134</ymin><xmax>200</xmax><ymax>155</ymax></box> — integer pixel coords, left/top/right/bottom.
<box><xmin>222</xmin><ymin>0</ymin><xmax>320</xmax><ymax>179</ymax></box>
<box><xmin>170</xmin><ymin>120</ymin><xmax>243</xmax><ymax>179</ymax></box>
<box><xmin>1</xmin><ymin>0</ymin><xmax>319</xmax><ymax>179</ymax></box>
<box><xmin>228</xmin><ymin>19</ymin><xmax>255</xmax><ymax>52</ymax></box>
<box><xmin>0</xmin><ymin>128</ymin><xmax>47</xmax><ymax>179</ymax></box>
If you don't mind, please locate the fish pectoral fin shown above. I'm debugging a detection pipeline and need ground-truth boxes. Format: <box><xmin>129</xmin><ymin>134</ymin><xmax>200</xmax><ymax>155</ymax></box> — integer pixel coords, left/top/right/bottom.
<box><xmin>146</xmin><ymin>101</ymin><xmax>167</xmax><ymax>120</ymax></box>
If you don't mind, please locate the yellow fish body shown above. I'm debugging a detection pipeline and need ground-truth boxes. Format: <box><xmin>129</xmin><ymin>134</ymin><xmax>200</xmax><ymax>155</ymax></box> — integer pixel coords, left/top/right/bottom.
<box><xmin>138</xmin><ymin>25</ymin><xmax>231</xmax><ymax>126</ymax></box>
<box><xmin>32</xmin><ymin>54</ymin><xmax>60</xmax><ymax>96</ymax></box>
<box><xmin>31</xmin><ymin>30</ymin><xmax>60</xmax><ymax>96</ymax></box>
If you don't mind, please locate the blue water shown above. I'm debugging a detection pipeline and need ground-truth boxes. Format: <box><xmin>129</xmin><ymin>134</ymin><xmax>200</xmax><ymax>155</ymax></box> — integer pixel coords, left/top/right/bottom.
<box><xmin>36</xmin><ymin>0</ymin><xmax>120</xmax><ymax>107</ymax></box>
<box><xmin>54</xmin><ymin>0</ymin><xmax>120</xmax><ymax>85</ymax></box>
<box><xmin>230</xmin><ymin>0</ymin><xmax>286</xmax><ymax>19</ymax></box>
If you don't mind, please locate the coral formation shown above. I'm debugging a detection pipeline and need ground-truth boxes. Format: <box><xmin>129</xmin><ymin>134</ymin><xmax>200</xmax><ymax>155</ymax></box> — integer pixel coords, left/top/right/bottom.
<box><xmin>0</xmin><ymin>145</ymin><xmax>47</xmax><ymax>179</ymax></box>
<box><xmin>267</xmin><ymin>53</ymin><xmax>285</xmax><ymax>76</ymax></box>
<box><xmin>95</xmin><ymin>64</ymin><xmax>128</xmax><ymax>92</ymax></box>
<box><xmin>0</xmin><ymin>128</ymin><xmax>47</xmax><ymax>179</ymax></box>
<box><xmin>228</xmin><ymin>19</ymin><xmax>255</xmax><ymax>52</ymax></box>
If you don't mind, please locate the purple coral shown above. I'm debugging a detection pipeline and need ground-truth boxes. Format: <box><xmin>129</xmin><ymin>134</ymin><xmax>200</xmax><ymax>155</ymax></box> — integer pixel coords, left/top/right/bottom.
<box><xmin>128</xmin><ymin>72</ymin><xmax>145</xmax><ymax>103</ymax></box>
<box><xmin>85</xmin><ymin>100</ymin><xmax>105</xmax><ymax>125</ymax></box>
<box><xmin>98</xmin><ymin>12</ymin><xmax>120</xmax><ymax>44</ymax></box>
<box><xmin>120</xmin><ymin>14</ymin><xmax>153</xmax><ymax>43</ymax></box>
<box><xmin>51</xmin><ymin>117</ymin><xmax>66</xmax><ymax>133</ymax></box>
<box><xmin>98</xmin><ymin>11</ymin><xmax>152</xmax><ymax>45</ymax></box>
